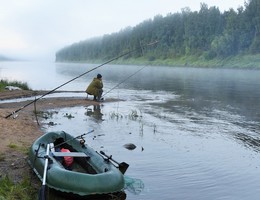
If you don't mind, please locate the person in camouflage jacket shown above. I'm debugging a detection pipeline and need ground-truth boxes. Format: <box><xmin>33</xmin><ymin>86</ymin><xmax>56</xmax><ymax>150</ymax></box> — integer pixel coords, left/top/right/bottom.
<box><xmin>86</xmin><ymin>74</ymin><xmax>103</xmax><ymax>101</ymax></box>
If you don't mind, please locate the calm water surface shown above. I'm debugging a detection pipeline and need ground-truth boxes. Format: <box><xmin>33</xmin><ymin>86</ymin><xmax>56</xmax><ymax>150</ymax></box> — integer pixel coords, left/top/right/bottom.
<box><xmin>1</xmin><ymin>61</ymin><xmax>260</xmax><ymax>200</ymax></box>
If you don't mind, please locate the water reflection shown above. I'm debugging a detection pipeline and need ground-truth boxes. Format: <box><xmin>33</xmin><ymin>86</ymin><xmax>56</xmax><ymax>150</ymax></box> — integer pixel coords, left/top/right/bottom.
<box><xmin>235</xmin><ymin>133</ymin><xmax>260</xmax><ymax>152</ymax></box>
<box><xmin>49</xmin><ymin>189</ymin><xmax>126</xmax><ymax>200</ymax></box>
<box><xmin>85</xmin><ymin>105</ymin><xmax>103</xmax><ymax>122</ymax></box>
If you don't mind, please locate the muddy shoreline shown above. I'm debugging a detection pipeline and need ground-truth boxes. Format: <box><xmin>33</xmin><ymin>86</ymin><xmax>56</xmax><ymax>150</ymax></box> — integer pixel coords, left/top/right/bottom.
<box><xmin>0</xmin><ymin>90</ymin><xmax>104</xmax><ymax>183</ymax></box>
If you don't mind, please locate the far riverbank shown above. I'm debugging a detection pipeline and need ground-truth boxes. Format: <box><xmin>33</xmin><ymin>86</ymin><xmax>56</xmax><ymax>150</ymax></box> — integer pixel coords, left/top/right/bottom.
<box><xmin>117</xmin><ymin>53</ymin><xmax>260</xmax><ymax>69</ymax></box>
<box><xmin>63</xmin><ymin>53</ymin><xmax>260</xmax><ymax>69</ymax></box>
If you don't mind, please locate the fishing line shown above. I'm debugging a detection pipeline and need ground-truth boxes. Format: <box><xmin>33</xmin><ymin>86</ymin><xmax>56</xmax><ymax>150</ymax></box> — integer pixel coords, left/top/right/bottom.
<box><xmin>102</xmin><ymin>65</ymin><xmax>147</xmax><ymax>98</ymax></box>
<box><xmin>5</xmin><ymin>41</ymin><xmax>158</xmax><ymax>119</ymax></box>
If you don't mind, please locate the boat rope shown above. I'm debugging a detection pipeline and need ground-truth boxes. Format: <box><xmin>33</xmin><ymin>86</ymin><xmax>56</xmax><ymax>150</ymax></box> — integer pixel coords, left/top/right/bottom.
<box><xmin>4</xmin><ymin>40</ymin><xmax>158</xmax><ymax>119</ymax></box>
<box><xmin>101</xmin><ymin>65</ymin><xmax>147</xmax><ymax>98</ymax></box>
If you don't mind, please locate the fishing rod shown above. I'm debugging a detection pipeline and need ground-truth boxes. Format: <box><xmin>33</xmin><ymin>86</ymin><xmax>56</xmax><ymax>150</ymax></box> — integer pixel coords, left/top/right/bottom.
<box><xmin>5</xmin><ymin>41</ymin><xmax>158</xmax><ymax>119</ymax></box>
<box><xmin>52</xmin><ymin>129</ymin><xmax>94</xmax><ymax>150</ymax></box>
<box><xmin>102</xmin><ymin>65</ymin><xmax>147</xmax><ymax>98</ymax></box>
<box><xmin>35</xmin><ymin>130</ymin><xmax>94</xmax><ymax>157</ymax></box>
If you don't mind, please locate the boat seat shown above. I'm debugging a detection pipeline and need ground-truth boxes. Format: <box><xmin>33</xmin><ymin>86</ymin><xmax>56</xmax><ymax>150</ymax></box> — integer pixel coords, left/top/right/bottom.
<box><xmin>52</xmin><ymin>152</ymin><xmax>90</xmax><ymax>158</ymax></box>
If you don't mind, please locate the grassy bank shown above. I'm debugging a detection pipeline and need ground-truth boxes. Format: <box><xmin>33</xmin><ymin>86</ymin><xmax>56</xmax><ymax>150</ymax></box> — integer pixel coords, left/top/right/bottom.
<box><xmin>56</xmin><ymin>53</ymin><xmax>260</xmax><ymax>69</ymax></box>
<box><xmin>0</xmin><ymin>144</ymin><xmax>39</xmax><ymax>199</ymax></box>
<box><xmin>112</xmin><ymin>53</ymin><xmax>260</xmax><ymax>69</ymax></box>
<box><xmin>0</xmin><ymin>176</ymin><xmax>38</xmax><ymax>200</ymax></box>
<box><xmin>0</xmin><ymin>79</ymin><xmax>31</xmax><ymax>91</ymax></box>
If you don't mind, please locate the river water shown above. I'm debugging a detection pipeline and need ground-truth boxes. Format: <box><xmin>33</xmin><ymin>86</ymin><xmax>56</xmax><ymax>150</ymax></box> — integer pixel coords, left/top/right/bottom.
<box><xmin>1</xmin><ymin>61</ymin><xmax>260</xmax><ymax>200</ymax></box>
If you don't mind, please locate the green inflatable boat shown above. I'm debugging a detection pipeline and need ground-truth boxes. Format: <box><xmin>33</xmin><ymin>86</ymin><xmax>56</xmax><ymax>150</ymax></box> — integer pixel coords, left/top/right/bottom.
<box><xmin>28</xmin><ymin>131</ymin><xmax>128</xmax><ymax>197</ymax></box>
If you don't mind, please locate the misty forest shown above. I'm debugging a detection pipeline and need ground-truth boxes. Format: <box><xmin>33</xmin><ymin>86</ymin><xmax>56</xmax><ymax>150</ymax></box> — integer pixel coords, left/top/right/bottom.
<box><xmin>56</xmin><ymin>0</ymin><xmax>260</xmax><ymax>66</ymax></box>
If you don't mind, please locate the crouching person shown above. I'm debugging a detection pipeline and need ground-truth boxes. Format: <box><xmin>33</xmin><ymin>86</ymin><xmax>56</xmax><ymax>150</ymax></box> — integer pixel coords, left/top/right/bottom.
<box><xmin>86</xmin><ymin>74</ymin><xmax>103</xmax><ymax>101</ymax></box>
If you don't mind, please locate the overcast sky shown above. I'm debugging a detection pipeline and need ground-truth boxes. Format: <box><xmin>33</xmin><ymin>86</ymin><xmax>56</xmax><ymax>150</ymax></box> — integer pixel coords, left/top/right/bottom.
<box><xmin>0</xmin><ymin>0</ymin><xmax>246</xmax><ymax>61</ymax></box>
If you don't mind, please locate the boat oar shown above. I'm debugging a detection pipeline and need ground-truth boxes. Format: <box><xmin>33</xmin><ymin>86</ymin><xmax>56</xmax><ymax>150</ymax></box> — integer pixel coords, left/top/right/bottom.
<box><xmin>39</xmin><ymin>144</ymin><xmax>50</xmax><ymax>200</ymax></box>
<box><xmin>100</xmin><ymin>151</ymin><xmax>129</xmax><ymax>174</ymax></box>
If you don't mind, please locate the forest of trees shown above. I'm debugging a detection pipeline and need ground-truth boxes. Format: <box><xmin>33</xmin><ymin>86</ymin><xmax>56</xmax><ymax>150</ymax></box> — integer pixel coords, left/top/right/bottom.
<box><xmin>56</xmin><ymin>0</ymin><xmax>260</xmax><ymax>63</ymax></box>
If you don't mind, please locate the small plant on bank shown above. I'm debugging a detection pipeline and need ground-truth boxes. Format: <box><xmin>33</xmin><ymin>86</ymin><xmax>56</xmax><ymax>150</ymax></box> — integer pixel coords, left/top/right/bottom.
<box><xmin>8</xmin><ymin>143</ymin><xmax>18</xmax><ymax>149</ymax></box>
<box><xmin>7</xmin><ymin>142</ymin><xmax>30</xmax><ymax>154</ymax></box>
<box><xmin>0</xmin><ymin>154</ymin><xmax>5</xmax><ymax>162</ymax></box>
<box><xmin>128</xmin><ymin>109</ymin><xmax>142</xmax><ymax>121</ymax></box>
<box><xmin>0</xmin><ymin>79</ymin><xmax>31</xmax><ymax>91</ymax></box>
<box><xmin>64</xmin><ymin>113</ymin><xmax>75</xmax><ymax>119</ymax></box>
<box><xmin>109</xmin><ymin>111</ymin><xmax>123</xmax><ymax>120</ymax></box>
<box><xmin>34</xmin><ymin>110</ymin><xmax>58</xmax><ymax>119</ymax></box>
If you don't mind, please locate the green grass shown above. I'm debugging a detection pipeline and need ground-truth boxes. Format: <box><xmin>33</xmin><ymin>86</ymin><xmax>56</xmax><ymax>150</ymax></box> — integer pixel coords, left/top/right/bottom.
<box><xmin>7</xmin><ymin>143</ymin><xmax>18</xmax><ymax>149</ymax></box>
<box><xmin>0</xmin><ymin>79</ymin><xmax>31</xmax><ymax>91</ymax></box>
<box><xmin>7</xmin><ymin>143</ymin><xmax>29</xmax><ymax>154</ymax></box>
<box><xmin>0</xmin><ymin>154</ymin><xmax>5</xmax><ymax>162</ymax></box>
<box><xmin>112</xmin><ymin>53</ymin><xmax>260</xmax><ymax>69</ymax></box>
<box><xmin>0</xmin><ymin>176</ymin><xmax>38</xmax><ymax>200</ymax></box>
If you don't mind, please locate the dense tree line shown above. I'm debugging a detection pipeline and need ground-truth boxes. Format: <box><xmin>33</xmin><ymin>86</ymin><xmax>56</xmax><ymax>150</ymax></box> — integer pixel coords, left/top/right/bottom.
<box><xmin>56</xmin><ymin>0</ymin><xmax>260</xmax><ymax>62</ymax></box>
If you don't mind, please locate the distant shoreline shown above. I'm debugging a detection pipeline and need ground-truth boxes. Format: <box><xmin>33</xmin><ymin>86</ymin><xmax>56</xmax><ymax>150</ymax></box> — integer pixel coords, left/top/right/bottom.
<box><xmin>1</xmin><ymin>53</ymin><xmax>259</xmax><ymax>69</ymax></box>
<box><xmin>56</xmin><ymin>53</ymin><xmax>260</xmax><ymax>69</ymax></box>
<box><xmin>112</xmin><ymin>54</ymin><xmax>260</xmax><ymax>69</ymax></box>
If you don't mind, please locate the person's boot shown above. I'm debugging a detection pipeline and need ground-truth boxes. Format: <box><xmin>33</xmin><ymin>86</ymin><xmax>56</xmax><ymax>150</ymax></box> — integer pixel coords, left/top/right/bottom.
<box><xmin>96</xmin><ymin>97</ymin><xmax>104</xmax><ymax>102</ymax></box>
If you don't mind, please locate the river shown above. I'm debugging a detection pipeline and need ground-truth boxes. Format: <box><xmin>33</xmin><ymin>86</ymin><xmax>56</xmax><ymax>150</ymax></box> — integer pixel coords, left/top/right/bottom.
<box><xmin>1</xmin><ymin>61</ymin><xmax>260</xmax><ymax>200</ymax></box>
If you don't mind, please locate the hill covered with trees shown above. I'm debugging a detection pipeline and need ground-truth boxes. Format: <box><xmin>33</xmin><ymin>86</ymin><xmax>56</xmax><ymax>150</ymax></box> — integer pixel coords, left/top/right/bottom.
<box><xmin>56</xmin><ymin>0</ymin><xmax>260</xmax><ymax>67</ymax></box>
